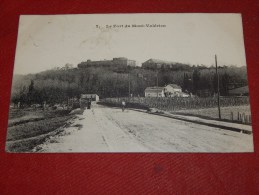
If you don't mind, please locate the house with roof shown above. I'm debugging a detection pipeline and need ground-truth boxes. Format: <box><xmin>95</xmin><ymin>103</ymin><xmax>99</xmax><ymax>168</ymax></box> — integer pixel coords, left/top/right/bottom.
<box><xmin>164</xmin><ymin>84</ymin><xmax>183</xmax><ymax>97</ymax></box>
<box><xmin>144</xmin><ymin>87</ymin><xmax>165</xmax><ymax>97</ymax></box>
<box><xmin>79</xmin><ymin>94</ymin><xmax>99</xmax><ymax>108</ymax></box>
<box><xmin>78</xmin><ymin>57</ymin><xmax>136</xmax><ymax>68</ymax></box>
<box><xmin>80</xmin><ymin>94</ymin><xmax>99</xmax><ymax>102</ymax></box>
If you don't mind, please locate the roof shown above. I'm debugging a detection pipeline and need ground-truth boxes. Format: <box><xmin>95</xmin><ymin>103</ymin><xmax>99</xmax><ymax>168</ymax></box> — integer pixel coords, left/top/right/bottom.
<box><xmin>167</xmin><ymin>84</ymin><xmax>182</xmax><ymax>89</ymax></box>
<box><xmin>143</xmin><ymin>58</ymin><xmax>175</xmax><ymax>65</ymax></box>
<box><xmin>228</xmin><ymin>86</ymin><xmax>249</xmax><ymax>94</ymax></box>
<box><xmin>113</xmin><ymin>57</ymin><xmax>128</xmax><ymax>61</ymax></box>
<box><xmin>81</xmin><ymin>94</ymin><xmax>99</xmax><ymax>98</ymax></box>
<box><xmin>145</xmin><ymin>87</ymin><xmax>164</xmax><ymax>93</ymax></box>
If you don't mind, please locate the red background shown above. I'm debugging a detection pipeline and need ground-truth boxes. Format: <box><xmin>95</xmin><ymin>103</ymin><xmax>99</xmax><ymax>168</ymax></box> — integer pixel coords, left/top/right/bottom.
<box><xmin>0</xmin><ymin>0</ymin><xmax>259</xmax><ymax>194</ymax></box>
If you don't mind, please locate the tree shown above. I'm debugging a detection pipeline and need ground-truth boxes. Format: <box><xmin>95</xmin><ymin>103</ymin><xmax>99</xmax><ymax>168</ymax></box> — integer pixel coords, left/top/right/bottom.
<box><xmin>27</xmin><ymin>80</ymin><xmax>36</xmax><ymax>105</ymax></box>
<box><xmin>63</xmin><ymin>63</ymin><xmax>74</xmax><ymax>70</ymax></box>
<box><xmin>182</xmin><ymin>73</ymin><xmax>193</xmax><ymax>93</ymax></box>
<box><xmin>221</xmin><ymin>72</ymin><xmax>230</xmax><ymax>96</ymax></box>
<box><xmin>183</xmin><ymin>73</ymin><xmax>188</xmax><ymax>92</ymax></box>
<box><xmin>10</xmin><ymin>63</ymin><xmax>249</xmax><ymax>105</ymax></box>
<box><xmin>192</xmin><ymin>69</ymin><xmax>200</xmax><ymax>94</ymax></box>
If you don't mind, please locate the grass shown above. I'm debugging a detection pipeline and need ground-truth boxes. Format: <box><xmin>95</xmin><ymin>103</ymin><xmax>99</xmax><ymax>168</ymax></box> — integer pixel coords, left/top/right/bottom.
<box><xmin>8</xmin><ymin>109</ymin><xmax>71</xmax><ymax>127</ymax></box>
<box><xmin>7</xmin><ymin>115</ymin><xmax>73</xmax><ymax>141</ymax></box>
<box><xmin>173</xmin><ymin>105</ymin><xmax>251</xmax><ymax>124</ymax></box>
<box><xmin>5</xmin><ymin>108</ymin><xmax>81</xmax><ymax>152</ymax></box>
<box><xmin>6</xmin><ymin>135</ymin><xmax>51</xmax><ymax>153</ymax></box>
<box><xmin>69</xmin><ymin>108</ymin><xmax>85</xmax><ymax>115</ymax></box>
<box><xmin>8</xmin><ymin>109</ymin><xmax>27</xmax><ymax>119</ymax></box>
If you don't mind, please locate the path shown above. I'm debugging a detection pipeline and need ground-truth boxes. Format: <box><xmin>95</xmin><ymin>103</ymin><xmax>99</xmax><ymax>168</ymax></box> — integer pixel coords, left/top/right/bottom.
<box><xmin>37</xmin><ymin>104</ymin><xmax>254</xmax><ymax>152</ymax></box>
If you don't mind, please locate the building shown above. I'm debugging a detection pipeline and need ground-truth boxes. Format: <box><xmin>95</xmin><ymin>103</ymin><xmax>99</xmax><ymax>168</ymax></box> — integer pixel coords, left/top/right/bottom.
<box><xmin>164</xmin><ymin>84</ymin><xmax>182</xmax><ymax>97</ymax></box>
<box><xmin>228</xmin><ymin>86</ymin><xmax>249</xmax><ymax>96</ymax></box>
<box><xmin>78</xmin><ymin>57</ymin><xmax>136</xmax><ymax>68</ymax></box>
<box><xmin>80</xmin><ymin>94</ymin><xmax>99</xmax><ymax>108</ymax></box>
<box><xmin>144</xmin><ymin>87</ymin><xmax>165</xmax><ymax>97</ymax></box>
<box><xmin>142</xmin><ymin>59</ymin><xmax>176</xmax><ymax>69</ymax></box>
<box><xmin>80</xmin><ymin>94</ymin><xmax>99</xmax><ymax>102</ymax></box>
<box><xmin>181</xmin><ymin>92</ymin><xmax>190</xmax><ymax>97</ymax></box>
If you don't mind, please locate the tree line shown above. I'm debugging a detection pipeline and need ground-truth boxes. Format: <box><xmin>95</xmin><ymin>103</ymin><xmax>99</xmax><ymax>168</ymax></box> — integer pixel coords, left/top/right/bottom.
<box><xmin>11</xmin><ymin>64</ymin><xmax>248</xmax><ymax>106</ymax></box>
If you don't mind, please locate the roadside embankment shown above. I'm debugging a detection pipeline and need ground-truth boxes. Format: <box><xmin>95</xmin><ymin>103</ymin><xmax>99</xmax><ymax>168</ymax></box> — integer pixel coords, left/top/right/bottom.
<box><xmin>6</xmin><ymin>108</ymin><xmax>84</xmax><ymax>152</ymax></box>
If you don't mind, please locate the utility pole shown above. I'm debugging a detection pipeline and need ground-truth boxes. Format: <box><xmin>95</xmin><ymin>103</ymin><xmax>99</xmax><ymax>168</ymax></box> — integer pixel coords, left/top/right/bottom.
<box><xmin>156</xmin><ymin>71</ymin><xmax>159</xmax><ymax>98</ymax></box>
<box><xmin>128</xmin><ymin>72</ymin><xmax>130</xmax><ymax>101</ymax></box>
<box><xmin>116</xmin><ymin>72</ymin><xmax>119</xmax><ymax>103</ymax></box>
<box><xmin>215</xmin><ymin>55</ymin><xmax>221</xmax><ymax>120</ymax></box>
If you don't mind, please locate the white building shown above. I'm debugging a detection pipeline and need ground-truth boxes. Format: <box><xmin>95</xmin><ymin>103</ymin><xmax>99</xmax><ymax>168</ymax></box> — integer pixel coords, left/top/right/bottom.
<box><xmin>145</xmin><ymin>87</ymin><xmax>165</xmax><ymax>97</ymax></box>
<box><xmin>164</xmin><ymin>84</ymin><xmax>182</xmax><ymax>97</ymax></box>
<box><xmin>80</xmin><ymin>94</ymin><xmax>99</xmax><ymax>102</ymax></box>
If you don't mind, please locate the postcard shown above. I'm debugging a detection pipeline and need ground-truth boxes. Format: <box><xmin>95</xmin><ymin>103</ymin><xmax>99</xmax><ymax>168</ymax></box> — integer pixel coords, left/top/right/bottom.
<box><xmin>6</xmin><ymin>14</ymin><xmax>253</xmax><ymax>152</ymax></box>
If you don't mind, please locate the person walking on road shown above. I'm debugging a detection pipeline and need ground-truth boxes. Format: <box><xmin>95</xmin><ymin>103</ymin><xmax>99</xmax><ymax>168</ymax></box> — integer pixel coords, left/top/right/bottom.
<box><xmin>122</xmin><ymin>100</ymin><xmax>126</xmax><ymax>112</ymax></box>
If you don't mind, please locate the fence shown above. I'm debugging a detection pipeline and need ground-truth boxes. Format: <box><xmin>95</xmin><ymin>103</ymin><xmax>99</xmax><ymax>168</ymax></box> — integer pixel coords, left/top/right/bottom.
<box><xmin>230</xmin><ymin>111</ymin><xmax>252</xmax><ymax>124</ymax></box>
<box><xmin>101</xmin><ymin>96</ymin><xmax>251</xmax><ymax>124</ymax></box>
<box><xmin>102</xmin><ymin>96</ymin><xmax>250</xmax><ymax>111</ymax></box>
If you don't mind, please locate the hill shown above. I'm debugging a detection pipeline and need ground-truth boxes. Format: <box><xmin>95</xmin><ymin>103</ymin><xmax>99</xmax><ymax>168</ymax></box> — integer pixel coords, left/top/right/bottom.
<box><xmin>10</xmin><ymin>64</ymin><xmax>248</xmax><ymax>106</ymax></box>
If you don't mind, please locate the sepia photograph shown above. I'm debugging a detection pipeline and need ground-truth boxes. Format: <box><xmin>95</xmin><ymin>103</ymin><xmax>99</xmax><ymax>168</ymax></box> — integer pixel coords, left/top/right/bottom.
<box><xmin>6</xmin><ymin>13</ymin><xmax>253</xmax><ymax>153</ymax></box>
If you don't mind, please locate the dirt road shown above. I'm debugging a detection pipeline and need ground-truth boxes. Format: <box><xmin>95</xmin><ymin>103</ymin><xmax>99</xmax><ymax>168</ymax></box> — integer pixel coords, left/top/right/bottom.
<box><xmin>37</xmin><ymin>104</ymin><xmax>254</xmax><ymax>152</ymax></box>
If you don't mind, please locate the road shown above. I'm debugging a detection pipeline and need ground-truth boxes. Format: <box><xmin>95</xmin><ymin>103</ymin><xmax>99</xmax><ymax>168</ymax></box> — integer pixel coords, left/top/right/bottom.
<box><xmin>37</xmin><ymin>104</ymin><xmax>254</xmax><ymax>152</ymax></box>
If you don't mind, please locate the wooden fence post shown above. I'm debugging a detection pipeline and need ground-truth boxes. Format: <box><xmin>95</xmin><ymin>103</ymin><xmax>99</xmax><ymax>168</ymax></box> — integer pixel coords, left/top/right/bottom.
<box><xmin>242</xmin><ymin>113</ymin><xmax>245</xmax><ymax>123</ymax></box>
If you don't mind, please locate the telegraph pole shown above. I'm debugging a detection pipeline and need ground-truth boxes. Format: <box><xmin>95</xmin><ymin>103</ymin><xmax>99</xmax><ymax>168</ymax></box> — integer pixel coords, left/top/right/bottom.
<box><xmin>128</xmin><ymin>72</ymin><xmax>130</xmax><ymax>101</ymax></box>
<box><xmin>156</xmin><ymin>71</ymin><xmax>159</xmax><ymax>98</ymax></box>
<box><xmin>215</xmin><ymin>55</ymin><xmax>221</xmax><ymax>120</ymax></box>
<box><xmin>116</xmin><ymin>72</ymin><xmax>119</xmax><ymax>102</ymax></box>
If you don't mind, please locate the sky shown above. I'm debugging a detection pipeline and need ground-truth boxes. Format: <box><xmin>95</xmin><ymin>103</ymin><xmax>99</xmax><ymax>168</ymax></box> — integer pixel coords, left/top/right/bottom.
<box><xmin>13</xmin><ymin>14</ymin><xmax>247</xmax><ymax>74</ymax></box>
